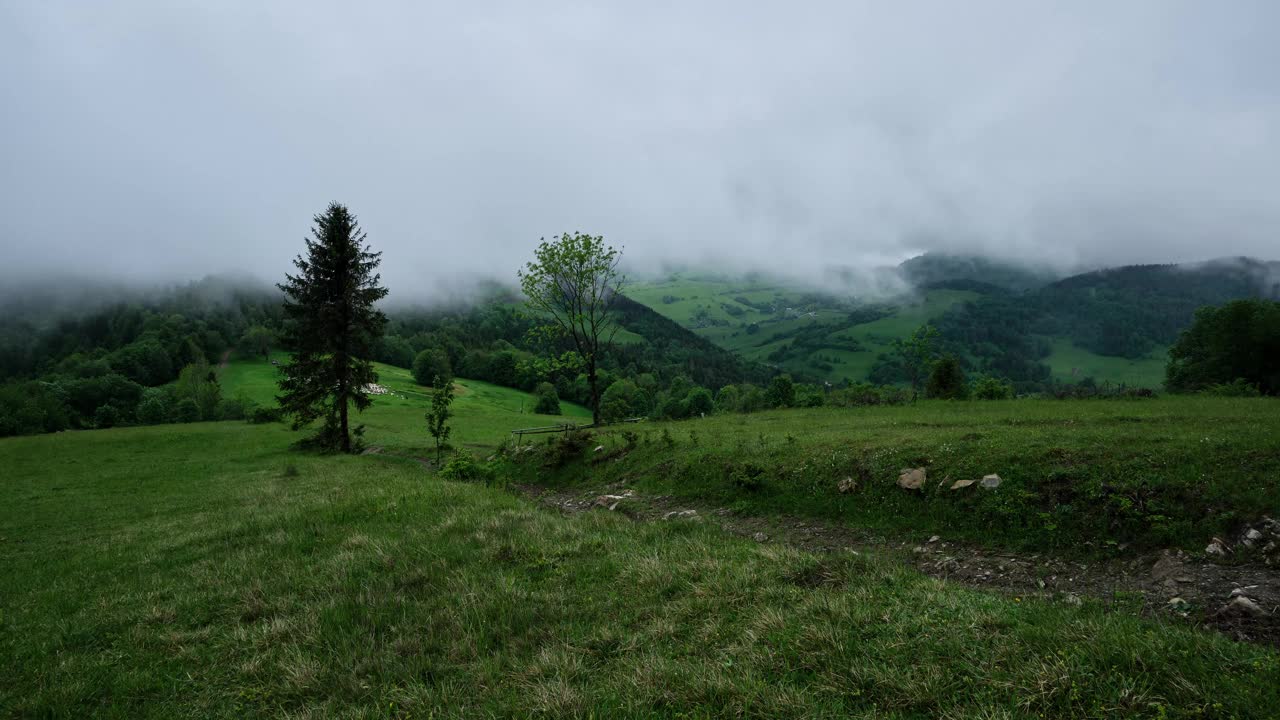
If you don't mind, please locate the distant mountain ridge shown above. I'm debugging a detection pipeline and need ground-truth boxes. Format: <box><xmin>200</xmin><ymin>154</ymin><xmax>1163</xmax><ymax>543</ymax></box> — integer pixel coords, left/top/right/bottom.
<box><xmin>626</xmin><ymin>254</ymin><xmax>1278</xmax><ymax>389</ymax></box>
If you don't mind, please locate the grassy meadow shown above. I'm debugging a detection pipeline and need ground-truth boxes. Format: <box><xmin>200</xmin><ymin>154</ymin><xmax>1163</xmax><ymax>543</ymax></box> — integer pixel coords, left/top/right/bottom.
<box><xmin>4</xmin><ymin>408</ymin><xmax>1280</xmax><ymax>717</ymax></box>
<box><xmin>549</xmin><ymin>396</ymin><xmax>1280</xmax><ymax>554</ymax></box>
<box><xmin>218</xmin><ymin>354</ymin><xmax>591</xmax><ymax>454</ymax></box>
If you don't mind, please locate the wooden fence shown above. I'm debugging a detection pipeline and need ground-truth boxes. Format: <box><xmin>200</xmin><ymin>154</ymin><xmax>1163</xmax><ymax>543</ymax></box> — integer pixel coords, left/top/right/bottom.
<box><xmin>510</xmin><ymin>417</ymin><xmax>645</xmax><ymax>443</ymax></box>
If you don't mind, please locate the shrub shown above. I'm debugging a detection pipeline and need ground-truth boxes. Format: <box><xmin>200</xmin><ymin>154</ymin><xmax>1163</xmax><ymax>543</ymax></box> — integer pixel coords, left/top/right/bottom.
<box><xmin>173</xmin><ymin>398</ymin><xmax>201</xmax><ymax>423</ymax></box>
<box><xmin>765</xmin><ymin>375</ymin><xmax>796</xmax><ymax>408</ymax></box>
<box><xmin>533</xmin><ymin>382</ymin><xmax>561</xmax><ymax>415</ymax></box>
<box><xmin>926</xmin><ymin>355</ymin><xmax>967</xmax><ymax>399</ymax></box>
<box><xmin>971</xmin><ymin>375</ymin><xmax>1014</xmax><ymax>400</ymax></box>
<box><xmin>215</xmin><ymin>396</ymin><xmax>254</xmax><ymax>421</ymax></box>
<box><xmin>1204</xmin><ymin>378</ymin><xmax>1263</xmax><ymax>397</ymax></box>
<box><xmin>248</xmin><ymin>406</ymin><xmax>284</xmax><ymax>424</ymax></box>
<box><xmin>685</xmin><ymin>387</ymin><xmax>714</xmax><ymax>417</ymax></box>
<box><xmin>601</xmin><ymin>379</ymin><xmax>649</xmax><ymax>421</ymax></box>
<box><xmin>440</xmin><ymin>450</ymin><xmax>491</xmax><ymax>482</ymax></box>
<box><xmin>412</xmin><ymin>349</ymin><xmax>452</xmax><ymax>387</ymax></box>
<box><xmin>93</xmin><ymin>404</ymin><xmax>122</xmax><ymax>429</ymax></box>
<box><xmin>726</xmin><ymin>462</ymin><xmax>766</xmax><ymax>491</ymax></box>
<box><xmin>135</xmin><ymin>388</ymin><xmax>173</xmax><ymax>425</ymax></box>
<box><xmin>545</xmin><ymin>429</ymin><xmax>593</xmax><ymax>468</ymax></box>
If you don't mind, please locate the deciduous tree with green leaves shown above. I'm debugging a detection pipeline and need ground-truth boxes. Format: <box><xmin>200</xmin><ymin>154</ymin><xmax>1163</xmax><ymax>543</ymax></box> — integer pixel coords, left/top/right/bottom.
<box><xmin>426</xmin><ymin>374</ymin><xmax>453</xmax><ymax>464</ymax></box>
<box><xmin>518</xmin><ymin>232</ymin><xmax>625</xmax><ymax>424</ymax></box>
<box><xmin>240</xmin><ymin>325</ymin><xmax>275</xmax><ymax>361</ymax></box>
<box><xmin>277</xmin><ymin>203</ymin><xmax>388</xmax><ymax>453</ymax></box>
<box><xmin>1166</xmin><ymin>299</ymin><xmax>1280</xmax><ymax>395</ymax></box>
<box><xmin>895</xmin><ymin>324</ymin><xmax>941</xmax><ymax>393</ymax></box>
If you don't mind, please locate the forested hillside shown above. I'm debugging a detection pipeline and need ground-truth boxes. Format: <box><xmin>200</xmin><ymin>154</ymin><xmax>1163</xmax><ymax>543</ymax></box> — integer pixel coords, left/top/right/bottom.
<box><xmin>0</xmin><ymin>278</ymin><xmax>772</xmax><ymax>437</ymax></box>
<box><xmin>630</xmin><ymin>256</ymin><xmax>1280</xmax><ymax>391</ymax></box>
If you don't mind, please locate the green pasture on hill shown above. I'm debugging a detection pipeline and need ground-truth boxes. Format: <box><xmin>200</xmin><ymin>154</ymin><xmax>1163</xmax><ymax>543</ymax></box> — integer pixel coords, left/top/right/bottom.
<box><xmin>217</xmin><ymin>354</ymin><xmax>591</xmax><ymax>453</ymax></box>
<box><xmin>3</xmin><ymin>409</ymin><xmax>1279</xmax><ymax>717</ymax></box>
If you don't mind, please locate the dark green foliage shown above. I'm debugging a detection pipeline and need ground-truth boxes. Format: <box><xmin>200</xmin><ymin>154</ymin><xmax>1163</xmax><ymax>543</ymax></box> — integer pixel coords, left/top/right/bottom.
<box><xmin>685</xmin><ymin>387</ymin><xmax>714</xmax><ymax>416</ymax></box>
<box><xmin>0</xmin><ymin>382</ymin><xmax>70</xmax><ymax>436</ymax></box>
<box><xmin>108</xmin><ymin>339</ymin><xmax>174</xmax><ymax>386</ymax></box>
<box><xmin>92</xmin><ymin>404</ymin><xmax>122</xmax><ymax>429</ymax></box>
<box><xmin>533</xmin><ymin>382</ymin><xmax>561</xmax><ymax>415</ymax></box>
<box><xmin>239</xmin><ymin>325</ymin><xmax>274</xmax><ymax>361</ymax></box>
<box><xmin>277</xmin><ymin>203</ymin><xmax>388</xmax><ymax>453</ymax></box>
<box><xmin>248</xmin><ymin>405</ymin><xmax>284</xmax><ymax>424</ymax></box>
<box><xmin>826</xmin><ymin>383</ymin><xmax>912</xmax><ymax>407</ymax></box>
<box><xmin>174</xmin><ymin>360</ymin><xmax>221</xmax><ymax>420</ymax></box>
<box><xmin>765</xmin><ymin>374</ymin><xmax>795</xmax><ymax>409</ymax></box>
<box><xmin>739</xmin><ymin>384</ymin><xmax>767</xmax><ymax>413</ymax></box>
<box><xmin>1204</xmin><ymin>378</ymin><xmax>1263</xmax><ymax>397</ymax></box>
<box><xmin>1166</xmin><ymin>299</ymin><xmax>1280</xmax><ymax>395</ymax></box>
<box><xmin>412</xmin><ymin>348</ymin><xmax>453</xmax><ymax>387</ymax></box>
<box><xmin>970</xmin><ymin>375</ymin><xmax>1014</xmax><ymax>400</ymax></box>
<box><xmin>173</xmin><ymin>398</ymin><xmax>201</xmax><ymax>423</ymax></box>
<box><xmin>545</xmin><ymin>429</ymin><xmax>594</xmax><ymax>468</ymax></box>
<box><xmin>439</xmin><ymin>450</ymin><xmax>490</xmax><ymax>482</ymax></box>
<box><xmin>926</xmin><ymin>355</ymin><xmax>967</xmax><ymax>399</ymax></box>
<box><xmin>600</xmin><ymin>379</ymin><xmax>649</xmax><ymax>421</ymax></box>
<box><xmin>135</xmin><ymin>387</ymin><xmax>173</xmax><ymax>424</ymax></box>
<box><xmin>898</xmin><ymin>252</ymin><xmax>1059</xmax><ymax>292</ymax></box>
<box><xmin>426</xmin><ymin>375</ymin><xmax>454</xmax><ymax>464</ymax></box>
<box><xmin>934</xmin><ymin>259</ymin><xmax>1280</xmax><ymax>388</ymax></box>
<box><xmin>375</xmin><ymin>335</ymin><xmax>416</xmax><ymax>369</ymax></box>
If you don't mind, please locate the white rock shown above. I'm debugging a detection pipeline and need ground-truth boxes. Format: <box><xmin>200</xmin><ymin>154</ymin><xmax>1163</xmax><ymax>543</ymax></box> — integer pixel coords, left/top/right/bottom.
<box><xmin>664</xmin><ymin>509</ymin><xmax>698</xmax><ymax>521</ymax></box>
<box><xmin>1167</xmin><ymin>597</ymin><xmax>1190</xmax><ymax>611</ymax></box>
<box><xmin>837</xmin><ymin>476</ymin><xmax>858</xmax><ymax>493</ymax></box>
<box><xmin>1205</xmin><ymin>538</ymin><xmax>1229</xmax><ymax>556</ymax></box>
<box><xmin>928</xmin><ymin>535</ymin><xmax>941</xmax><ymax>543</ymax></box>
<box><xmin>980</xmin><ymin>474</ymin><xmax>1002</xmax><ymax>490</ymax></box>
<box><xmin>897</xmin><ymin>467</ymin><xmax>926</xmax><ymax>491</ymax></box>
<box><xmin>593</xmin><ymin>445</ymin><xmax>605</xmax><ymax>453</ymax></box>
<box><xmin>752</xmin><ymin>532</ymin><xmax>768</xmax><ymax>543</ymax></box>
<box><xmin>950</xmin><ymin>478</ymin><xmax>976</xmax><ymax>491</ymax></box>
<box><xmin>1223</xmin><ymin>596</ymin><xmax>1267</xmax><ymax>617</ymax></box>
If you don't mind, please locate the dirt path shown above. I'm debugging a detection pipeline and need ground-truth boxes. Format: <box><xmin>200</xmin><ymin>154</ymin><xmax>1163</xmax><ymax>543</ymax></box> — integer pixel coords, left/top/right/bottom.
<box><xmin>515</xmin><ymin>480</ymin><xmax>1280</xmax><ymax>645</ymax></box>
<box><xmin>218</xmin><ymin>348</ymin><xmax>232</xmax><ymax>371</ymax></box>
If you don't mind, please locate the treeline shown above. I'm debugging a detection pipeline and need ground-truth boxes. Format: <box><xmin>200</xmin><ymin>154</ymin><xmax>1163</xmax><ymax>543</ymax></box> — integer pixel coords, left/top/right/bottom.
<box><xmin>0</xmin><ymin>277</ymin><xmax>777</xmax><ymax>437</ymax></box>
<box><xmin>0</xmin><ymin>278</ymin><xmax>284</xmax><ymax>436</ymax></box>
<box><xmin>376</xmin><ymin>294</ymin><xmax>773</xmax><ymax>412</ymax></box>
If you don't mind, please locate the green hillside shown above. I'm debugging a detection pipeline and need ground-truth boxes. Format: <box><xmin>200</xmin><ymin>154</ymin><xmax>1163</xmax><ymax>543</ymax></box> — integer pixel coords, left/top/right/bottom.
<box><xmin>219</xmin><ymin>353</ymin><xmax>591</xmax><ymax>453</ymax></box>
<box><xmin>5</xmin><ymin>391</ymin><xmax>1280</xmax><ymax>716</ymax></box>
<box><xmin>627</xmin><ymin>257</ymin><xmax>1279</xmax><ymax>389</ymax></box>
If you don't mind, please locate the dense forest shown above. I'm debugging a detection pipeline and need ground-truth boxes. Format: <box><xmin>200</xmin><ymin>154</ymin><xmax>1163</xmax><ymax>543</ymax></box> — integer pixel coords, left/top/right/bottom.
<box><xmin>887</xmin><ymin>258</ymin><xmax>1280</xmax><ymax>390</ymax></box>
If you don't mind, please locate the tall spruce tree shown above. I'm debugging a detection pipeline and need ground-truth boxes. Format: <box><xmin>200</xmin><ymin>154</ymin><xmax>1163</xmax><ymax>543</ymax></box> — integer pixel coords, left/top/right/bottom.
<box><xmin>277</xmin><ymin>203</ymin><xmax>388</xmax><ymax>452</ymax></box>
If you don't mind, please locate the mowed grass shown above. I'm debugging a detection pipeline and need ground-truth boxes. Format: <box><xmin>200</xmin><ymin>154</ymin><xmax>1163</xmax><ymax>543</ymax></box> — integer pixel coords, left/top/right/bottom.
<box><xmin>3</xmin><ymin>422</ymin><xmax>1279</xmax><ymax>718</ymax></box>
<box><xmin>545</xmin><ymin>396</ymin><xmax>1280</xmax><ymax>554</ymax></box>
<box><xmin>218</xmin><ymin>354</ymin><xmax>590</xmax><ymax>454</ymax></box>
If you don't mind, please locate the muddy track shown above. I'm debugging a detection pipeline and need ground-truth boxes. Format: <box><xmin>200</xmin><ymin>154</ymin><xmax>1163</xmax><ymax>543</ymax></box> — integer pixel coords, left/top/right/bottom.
<box><xmin>514</xmin><ymin>480</ymin><xmax>1280</xmax><ymax>646</ymax></box>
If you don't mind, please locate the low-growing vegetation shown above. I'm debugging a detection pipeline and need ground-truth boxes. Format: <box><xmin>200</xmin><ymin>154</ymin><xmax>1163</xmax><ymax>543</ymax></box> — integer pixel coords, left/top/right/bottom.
<box><xmin>3</xmin><ymin>421</ymin><xmax>1278</xmax><ymax>717</ymax></box>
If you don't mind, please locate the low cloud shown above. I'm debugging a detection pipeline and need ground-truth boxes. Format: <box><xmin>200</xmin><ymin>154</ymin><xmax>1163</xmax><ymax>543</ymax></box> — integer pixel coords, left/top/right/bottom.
<box><xmin>3</xmin><ymin>2</ymin><xmax>1278</xmax><ymax>302</ymax></box>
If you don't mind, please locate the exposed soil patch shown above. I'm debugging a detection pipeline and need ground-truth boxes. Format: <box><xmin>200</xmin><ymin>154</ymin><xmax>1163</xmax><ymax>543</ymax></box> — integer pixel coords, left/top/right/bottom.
<box><xmin>514</xmin><ymin>481</ymin><xmax>1280</xmax><ymax>645</ymax></box>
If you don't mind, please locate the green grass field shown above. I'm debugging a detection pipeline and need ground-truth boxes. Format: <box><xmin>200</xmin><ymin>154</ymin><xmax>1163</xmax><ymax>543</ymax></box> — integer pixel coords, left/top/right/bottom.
<box><xmin>218</xmin><ymin>354</ymin><xmax>591</xmax><ymax>454</ymax></box>
<box><xmin>1045</xmin><ymin>338</ymin><xmax>1168</xmax><ymax>388</ymax></box>
<box><xmin>627</xmin><ymin>273</ymin><xmax>982</xmax><ymax>382</ymax></box>
<box><xmin>4</xmin><ymin>411</ymin><xmax>1279</xmax><ymax>717</ymax></box>
<box><xmin>543</xmin><ymin>397</ymin><xmax>1280</xmax><ymax>555</ymax></box>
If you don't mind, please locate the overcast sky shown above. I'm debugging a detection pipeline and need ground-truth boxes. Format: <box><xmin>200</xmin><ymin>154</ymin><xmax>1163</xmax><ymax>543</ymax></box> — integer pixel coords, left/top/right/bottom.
<box><xmin>3</xmin><ymin>2</ymin><xmax>1278</xmax><ymax>299</ymax></box>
